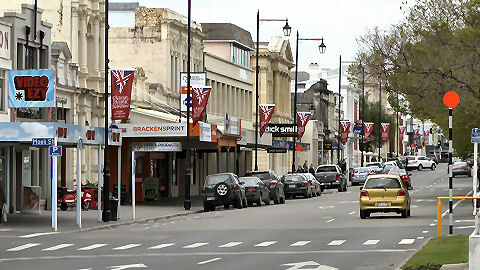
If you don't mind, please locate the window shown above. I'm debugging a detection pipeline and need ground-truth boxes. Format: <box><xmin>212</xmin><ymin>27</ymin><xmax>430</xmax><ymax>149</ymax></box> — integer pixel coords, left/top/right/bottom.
<box><xmin>39</xmin><ymin>48</ymin><xmax>48</xmax><ymax>69</ymax></box>
<box><xmin>17</xmin><ymin>43</ymin><xmax>23</xmax><ymax>69</ymax></box>
<box><xmin>0</xmin><ymin>69</ymin><xmax>5</xmax><ymax>111</ymax></box>
<box><xmin>25</xmin><ymin>46</ymin><xmax>35</xmax><ymax>69</ymax></box>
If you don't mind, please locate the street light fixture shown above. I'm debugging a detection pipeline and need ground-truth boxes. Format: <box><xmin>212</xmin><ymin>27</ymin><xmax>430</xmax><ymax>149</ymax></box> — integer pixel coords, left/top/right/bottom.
<box><xmin>292</xmin><ymin>31</ymin><xmax>326</xmax><ymax>173</ymax></box>
<box><xmin>254</xmin><ymin>11</ymin><xmax>291</xmax><ymax>171</ymax></box>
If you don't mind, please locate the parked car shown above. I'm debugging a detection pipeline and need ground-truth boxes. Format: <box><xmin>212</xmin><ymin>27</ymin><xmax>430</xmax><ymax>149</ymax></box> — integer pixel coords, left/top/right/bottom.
<box><xmin>244</xmin><ymin>170</ymin><xmax>285</xmax><ymax>204</ymax></box>
<box><xmin>382</xmin><ymin>163</ymin><xmax>398</xmax><ymax>174</ymax></box>
<box><xmin>359</xmin><ymin>174</ymin><xmax>412</xmax><ymax>219</ymax></box>
<box><xmin>406</xmin><ymin>156</ymin><xmax>436</xmax><ymax>171</ymax></box>
<box><xmin>281</xmin><ymin>174</ymin><xmax>312</xmax><ymax>198</ymax></box>
<box><xmin>452</xmin><ymin>161</ymin><xmax>471</xmax><ymax>177</ymax></box>
<box><xmin>314</xmin><ymin>165</ymin><xmax>348</xmax><ymax>192</ymax></box>
<box><xmin>427</xmin><ymin>155</ymin><xmax>439</xmax><ymax>164</ymax></box>
<box><xmin>239</xmin><ymin>177</ymin><xmax>271</xmax><ymax>206</ymax></box>
<box><xmin>388</xmin><ymin>168</ymin><xmax>412</xmax><ymax>188</ymax></box>
<box><xmin>302</xmin><ymin>173</ymin><xmax>321</xmax><ymax>196</ymax></box>
<box><xmin>351</xmin><ymin>167</ymin><xmax>372</xmax><ymax>186</ymax></box>
<box><xmin>202</xmin><ymin>173</ymin><xmax>247</xmax><ymax>212</ymax></box>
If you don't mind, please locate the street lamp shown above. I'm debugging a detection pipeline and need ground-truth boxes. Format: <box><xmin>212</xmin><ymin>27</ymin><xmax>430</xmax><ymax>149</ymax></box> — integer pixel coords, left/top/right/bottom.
<box><xmin>184</xmin><ymin>0</ymin><xmax>192</xmax><ymax>210</ymax></box>
<box><xmin>254</xmin><ymin>11</ymin><xmax>291</xmax><ymax>171</ymax></box>
<box><xmin>292</xmin><ymin>31</ymin><xmax>326</xmax><ymax>173</ymax></box>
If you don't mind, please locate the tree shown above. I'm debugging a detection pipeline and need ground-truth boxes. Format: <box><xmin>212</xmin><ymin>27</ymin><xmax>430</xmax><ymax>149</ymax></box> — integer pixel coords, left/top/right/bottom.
<box><xmin>361</xmin><ymin>95</ymin><xmax>396</xmax><ymax>153</ymax></box>
<box><xmin>348</xmin><ymin>0</ymin><xmax>480</xmax><ymax>158</ymax></box>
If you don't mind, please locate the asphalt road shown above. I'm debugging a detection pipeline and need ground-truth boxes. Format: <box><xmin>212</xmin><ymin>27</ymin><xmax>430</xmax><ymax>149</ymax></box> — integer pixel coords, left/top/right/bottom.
<box><xmin>0</xmin><ymin>163</ymin><xmax>476</xmax><ymax>270</ymax></box>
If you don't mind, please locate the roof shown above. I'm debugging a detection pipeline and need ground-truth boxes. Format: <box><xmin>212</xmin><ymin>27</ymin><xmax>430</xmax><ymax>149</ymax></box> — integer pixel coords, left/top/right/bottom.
<box><xmin>201</xmin><ymin>23</ymin><xmax>254</xmax><ymax>50</ymax></box>
<box><xmin>51</xmin><ymin>42</ymin><xmax>71</xmax><ymax>59</ymax></box>
<box><xmin>292</xmin><ymin>71</ymin><xmax>310</xmax><ymax>82</ymax></box>
<box><xmin>110</xmin><ymin>2</ymin><xmax>144</xmax><ymax>11</ymax></box>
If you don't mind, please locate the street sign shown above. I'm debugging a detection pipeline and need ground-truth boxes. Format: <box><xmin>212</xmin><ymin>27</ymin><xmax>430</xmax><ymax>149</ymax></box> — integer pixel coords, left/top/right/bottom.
<box><xmin>472</xmin><ymin>128</ymin><xmax>480</xmax><ymax>143</ymax></box>
<box><xmin>267</xmin><ymin>148</ymin><xmax>287</xmax><ymax>154</ymax></box>
<box><xmin>49</xmin><ymin>146</ymin><xmax>62</xmax><ymax>156</ymax></box>
<box><xmin>32</xmin><ymin>138</ymin><xmax>54</xmax><ymax>146</ymax></box>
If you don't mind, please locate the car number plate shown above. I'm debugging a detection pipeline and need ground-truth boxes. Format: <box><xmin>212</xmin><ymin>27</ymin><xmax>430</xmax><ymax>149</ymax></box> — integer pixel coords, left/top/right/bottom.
<box><xmin>377</xmin><ymin>202</ymin><xmax>389</xmax><ymax>207</ymax></box>
<box><xmin>207</xmin><ymin>197</ymin><xmax>215</xmax><ymax>201</ymax></box>
<box><xmin>289</xmin><ymin>184</ymin><xmax>296</xmax><ymax>188</ymax></box>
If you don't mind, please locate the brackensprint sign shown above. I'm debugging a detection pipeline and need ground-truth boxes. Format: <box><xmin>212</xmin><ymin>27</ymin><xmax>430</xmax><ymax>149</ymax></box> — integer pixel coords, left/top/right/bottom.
<box><xmin>117</xmin><ymin>123</ymin><xmax>187</xmax><ymax>137</ymax></box>
<box><xmin>8</xmin><ymin>70</ymin><xmax>55</xmax><ymax>108</ymax></box>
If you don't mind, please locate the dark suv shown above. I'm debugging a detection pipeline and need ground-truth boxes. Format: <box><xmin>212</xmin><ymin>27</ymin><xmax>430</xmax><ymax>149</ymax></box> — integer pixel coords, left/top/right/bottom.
<box><xmin>202</xmin><ymin>173</ymin><xmax>247</xmax><ymax>212</ymax></box>
<box><xmin>244</xmin><ymin>170</ymin><xmax>286</xmax><ymax>204</ymax></box>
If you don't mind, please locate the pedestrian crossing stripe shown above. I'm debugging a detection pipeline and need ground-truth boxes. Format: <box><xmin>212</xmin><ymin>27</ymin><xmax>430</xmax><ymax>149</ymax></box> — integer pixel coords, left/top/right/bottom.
<box><xmin>254</xmin><ymin>241</ymin><xmax>277</xmax><ymax>247</ymax></box>
<box><xmin>42</xmin><ymin>244</ymin><xmax>74</xmax><ymax>251</ymax></box>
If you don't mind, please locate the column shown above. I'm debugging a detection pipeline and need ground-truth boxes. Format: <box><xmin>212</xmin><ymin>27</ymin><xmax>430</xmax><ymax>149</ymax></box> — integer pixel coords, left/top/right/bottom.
<box><xmin>92</xmin><ymin>14</ymin><xmax>100</xmax><ymax>78</ymax></box>
<box><xmin>71</xmin><ymin>7</ymin><xmax>79</xmax><ymax>64</ymax></box>
<box><xmin>91</xmin><ymin>114</ymin><xmax>99</xmax><ymax>184</ymax></box>
<box><xmin>99</xmin><ymin>16</ymin><xmax>105</xmax><ymax>93</ymax></box>
<box><xmin>78</xmin><ymin>7</ymin><xmax>88</xmax><ymax>88</ymax></box>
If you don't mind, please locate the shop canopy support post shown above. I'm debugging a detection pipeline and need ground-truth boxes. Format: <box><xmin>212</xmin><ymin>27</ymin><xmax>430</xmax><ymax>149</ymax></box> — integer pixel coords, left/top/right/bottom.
<box><xmin>51</xmin><ymin>138</ymin><xmax>58</xmax><ymax>231</ymax></box>
<box><xmin>117</xmin><ymin>146</ymin><xmax>121</xmax><ymax>220</ymax></box>
<box><xmin>97</xmin><ymin>146</ymin><xmax>102</xmax><ymax>223</ymax></box>
<box><xmin>76</xmin><ymin>139</ymin><xmax>82</xmax><ymax>228</ymax></box>
<box><xmin>131</xmin><ymin>150</ymin><xmax>136</xmax><ymax>221</ymax></box>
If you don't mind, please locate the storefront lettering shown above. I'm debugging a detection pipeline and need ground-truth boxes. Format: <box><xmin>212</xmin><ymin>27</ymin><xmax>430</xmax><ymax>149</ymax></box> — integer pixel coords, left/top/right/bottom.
<box><xmin>0</xmin><ymin>30</ymin><xmax>8</xmax><ymax>51</ymax></box>
<box><xmin>13</xmin><ymin>76</ymin><xmax>49</xmax><ymax>101</ymax></box>
<box><xmin>132</xmin><ymin>125</ymin><xmax>184</xmax><ymax>133</ymax></box>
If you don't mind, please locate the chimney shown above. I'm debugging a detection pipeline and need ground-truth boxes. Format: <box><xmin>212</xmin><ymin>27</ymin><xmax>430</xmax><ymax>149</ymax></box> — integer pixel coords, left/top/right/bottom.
<box><xmin>309</xmin><ymin>63</ymin><xmax>319</xmax><ymax>81</ymax></box>
<box><xmin>321</xmin><ymin>68</ymin><xmax>328</xmax><ymax>80</ymax></box>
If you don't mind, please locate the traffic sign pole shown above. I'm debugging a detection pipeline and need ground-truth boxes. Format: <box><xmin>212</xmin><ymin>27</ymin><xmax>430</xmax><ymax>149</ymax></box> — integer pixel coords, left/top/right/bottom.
<box><xmin>51</xmin><ymin>137</ymin><xmax>57</xmax><ymax>231</ymax></box>
<box><xmin>474</xmin><ymin>141</ymin><xmax>479</xmax><ymax>235</ymax></box>
<box><xmin>448</xmin><ymin>108</ymin><xmax>453</xmax><ymax>235</ymax></box>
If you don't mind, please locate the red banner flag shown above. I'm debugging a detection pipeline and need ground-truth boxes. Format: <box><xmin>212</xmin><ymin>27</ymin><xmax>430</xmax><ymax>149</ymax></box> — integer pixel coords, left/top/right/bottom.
<box><xmin>340</xmin><ymin>121</ymin><xmax>351</xmax><ymax>144</ymax></box>
<box><xmin>363</xmin><ymin>122</ymin><xmax>374</xmax><ymax>142</ymax></box>
<box><xmin>424</xmin><ymin>129</ymin><xmax>430</xmax><ymax>143</ymax></box>
<box><xmin>381</xmin><ymin>123</ymin><xmax>390</xmax><ymax>141</ymax></box>
<box><xmin>297</xmin><ymin>112</ymin><xmax>311</xmax><ymax>140</ymax></box>
<box><xmin>399</xmin><ymin>126</ymin><xmax>406</xmax><ymax>142</ymax></box>
<box><xmin>111</xmin><ymin>69</ymin><xmax>134</xmax><ymax>120</ymax></box>
<box><xmin>259</xmin><ymin>104</ymin><xmax>275</xmax><ymax>137</ymax></box>
<box><xmin>413</xmin><ymin>127</ymin><xmax>420</xmax><ymax>141</ymax></box>
<box><xmin>192</xmin><ymin>86</ymin><xmax>212</xmax><ymax>126</ymax></box>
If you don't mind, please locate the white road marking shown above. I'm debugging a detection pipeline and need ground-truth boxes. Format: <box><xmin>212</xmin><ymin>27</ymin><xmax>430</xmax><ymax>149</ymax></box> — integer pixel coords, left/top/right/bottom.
<box><xmin>442</xmin><ymin>190</ymin><xmax>473</xmax><ymax>217</ymax></box>
<box><xmin>325</xmin><ymin>219</ymin><xmax>335</xmax><ymax>223</ymax></box>
<box><xmin>327</xmin><ymin>240</ymin><xmax>345</xmax><ymax>246</ymax></box>
<box><xmin>422</xmin><ymin>231</ymin><xmax>429</xmax><ymax>234</ymax></box>
<box><xmin>78</xmin><ymin>244</ymin><xmax>108</xmax><ymax>251</ymax></box>
<box><xmin>318</xmin><ymin>206</ymin><xmax>335</xmax><ymax>209</ymax></box>
<box><xmin>183</xmin><ymin>242</ymin><xmax>209</xmax><ymax>249</ymax></box>
<box><xmin>456</xmin><ymin>225</ymin><xmax>475</xmax><ymax>229</ymax></box>
<box><xmin>290</xmin><ymin>241</ymin><xmax>311</xmax><ymax>247</ymax></box>
<box><xmin>144</xmin><ymin>227</ymin><xmax>150</xmax><ymax>230</ymax></box>
<box><xmin>219</xmin><ymin>242</ymin><xmax>242</xmax><ymax>248</ymax></box>
<box><xmin>338</xmin><ymin>201</ymin><xmax>357</xmax><ymax>204</ymax></box>
<box><xmin>455</xmin><ymin>220</ymin><xmax>474</xmax><ymax>223</ymax></box>
<box><xmin>363</xmin><ymin>240</ymin><xmax>380</xmax><ymax>245</ymax></box>
<box><xmin>19</xmin><ymin>232</ymin><xmax>59</xmax><ymax>238</ymax></box>
<box><xmin>108</xmin><ymin>263</ymin><xmax>147</xmax><ymax>270</ymax></box>
<box><xmin>429</xmin><ymin>223</ymin><xmax>436</xmax><ymax>226</ymax></box>
<box><xmin>411</xmin><ymin>205</ymin><xmax>419</xmax><ymax>208</ymax></box>
<box><xmin>148</xmin><ymin>243</ymin><xmax>174</xmax><ymax>249</ymax></box>
<box><xmin>113</xmin><ymin>244</ymin><xmax>142</xmax><ymax>250</ymax></box>
<box><xmin>282</xmin><ymin>261</ymin><xmax>338</xmax><ymax>270</ymax></box>
<box><xmin>254</xmin><ymin>241</ymin><xmax>277</xmax><ymax>247</ymax></box>
<box><xmin>197</xmin><ymin>258</ymin><xmax>221</xmax><ymax>265</ymax></box>
<box><xmin>398</xmin><ymin>239</ymin><xmax>415</xmax><ymax>245</ymax></box>
<box><xmin>348</xmin><ymin>211</ymin><xmax>356</xmax><ymax>215</ymax></box>
<box><xmin>42</xmin><ymin>244</ymin><xmax>74</xmax><ymax>251</ymax></box>
<box><xmin>0</xmin><ymin>228</ymin><xmax>12</xmax><ymax>232</ymax></box>
<box><xmin>7</xmin><ymin>243</ymin><xmax>40</xmax><ymax>251</ymax></box>
<box><xmin>417</xmin><ymin>237</ymin><xmax>424</xmax><ymax>239</ymax></box>
<box><xmin>153</xmin><ymin>225</ymin><xmax>159</xmax><ymax>228</ymax></box>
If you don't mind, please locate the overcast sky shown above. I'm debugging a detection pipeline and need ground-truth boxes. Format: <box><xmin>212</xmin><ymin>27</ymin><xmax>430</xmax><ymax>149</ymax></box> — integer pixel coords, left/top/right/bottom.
<box><xmin>113</xmin><ymin>0</ymin><xmax>409</xmax><ymax>71</ymax></box>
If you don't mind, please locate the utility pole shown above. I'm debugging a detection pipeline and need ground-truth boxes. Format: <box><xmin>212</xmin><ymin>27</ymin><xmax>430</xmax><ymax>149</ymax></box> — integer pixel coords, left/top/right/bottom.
<box><xmin>378</xmin><ymin>77</ymin><xmax>381</xmax><ymax>160</ymax></box>
<box><xmin>337</xmin><ymin>55</ymin><xmax>341</xmax><ymax>164</ymax></box>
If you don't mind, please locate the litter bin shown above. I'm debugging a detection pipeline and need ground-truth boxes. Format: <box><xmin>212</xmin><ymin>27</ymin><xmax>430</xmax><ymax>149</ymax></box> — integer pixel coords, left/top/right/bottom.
<box><xmin>109</xmin><ymin>197</ymin><xmax>118</xmax><ymax>221</ymax></box>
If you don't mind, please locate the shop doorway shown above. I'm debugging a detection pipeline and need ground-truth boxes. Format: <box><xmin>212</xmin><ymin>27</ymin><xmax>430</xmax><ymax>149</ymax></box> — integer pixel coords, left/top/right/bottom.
<box><xmin>134</xmin><ymin>152</ymin><xmax>171</xmax><ymax>201</ymax></box>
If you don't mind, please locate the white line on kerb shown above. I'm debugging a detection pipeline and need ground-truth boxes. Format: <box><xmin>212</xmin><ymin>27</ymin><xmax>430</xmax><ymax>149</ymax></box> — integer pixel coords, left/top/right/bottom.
<box><xmin>197</xmin><ymin>258</ymin><xmax>221</xmax><ymax>265</ymax></box>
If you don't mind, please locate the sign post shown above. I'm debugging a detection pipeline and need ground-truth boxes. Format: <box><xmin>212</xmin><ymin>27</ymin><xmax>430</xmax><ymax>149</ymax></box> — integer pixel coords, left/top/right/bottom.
<box><xmin>472</xmin><ymin>128</ymin><xmax>480</xmax><ymax>235</ymax></box>
<box><xmin>443</xmin><ymin>91</ymin><xmax>460</xmax><ymax>235</ymax></box>
<box><xmin>50</xmin><ymin>138</ymin><xmax>58</xmax><ymax>231</ymax></box>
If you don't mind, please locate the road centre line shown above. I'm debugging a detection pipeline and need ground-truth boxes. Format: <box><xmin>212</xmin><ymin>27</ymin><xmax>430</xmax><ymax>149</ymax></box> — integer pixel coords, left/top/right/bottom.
<box><xmin>113</xmin><ymin>244</ymin><xmax>142</xmax><ymax>250</ymax></box>
<box><xmin>0</xmin><ymin>248</ymin><xmax>420</xmax><ymax>263</ymax></box>
<box><xmin>197</xmin><ymin>257</ymin><xmax>221</xmax><ymax>265</ymax></box>
<box><xmin>0</xmin><ymin>228</ymin><xmax>12</xmax><ymax>231</ymax></box>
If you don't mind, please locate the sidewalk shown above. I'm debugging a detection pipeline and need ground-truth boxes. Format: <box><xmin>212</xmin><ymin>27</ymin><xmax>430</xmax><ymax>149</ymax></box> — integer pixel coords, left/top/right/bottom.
<box><xmin>3</xmin><ymin>197</ymin><xmax>204</xmax><ymax>233</ymax></box>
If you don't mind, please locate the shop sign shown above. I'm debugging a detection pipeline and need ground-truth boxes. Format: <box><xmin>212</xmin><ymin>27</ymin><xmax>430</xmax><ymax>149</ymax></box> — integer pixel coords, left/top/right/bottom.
<box><xmin>267</xmin><ymin>148</ymin><xmax>287</xmax><ymax>153</ymax></box>
<box><xmin>32</xmin><ymin>138</ymin><xmax>54</xmax><ymax>146</ymax></box>
<box><xmin>266</xmin><ymin>123</ymin><xmax>296</xmax><ymax>137</ymax></box>
<box><xmin>225</xmin><ymin>114</ymin><xmax>240</xmax><ymax>136</ymax></box>
<box><xmin>180</xmin><ymin>72</ymin><xmax>206</xmax><ymax>111</ymax></box>
<box><xmin>0</xmin><ymin>23</ymin><xmax>10</xmax><ymax>61</ymax></box>
<box><xmin>324</xmin><ymin>139</ymin><xmax>332</xmax><ymax>150</ymax></box>
<box><xmin>132</xmin><ymin>142</ymin><xmax>182</xmax><ymax>152</ymax></box>
<box><xmin>8</xmin><ymin>69</ymin><xmax>55</xmax><ymax>108</ymax></box>
<box><xmin>118</xmin><ymin>123</ymin><xmax>187</xmax><ymax>137</ymax></box>
<box><xmin>199</xmin><ymin>122</ymin><xmax>211</xmax><ymax>142</ymax></box>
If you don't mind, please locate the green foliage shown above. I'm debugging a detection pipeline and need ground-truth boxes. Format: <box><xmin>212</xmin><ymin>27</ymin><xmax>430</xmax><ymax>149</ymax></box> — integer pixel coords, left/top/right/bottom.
<box><xmin>361</xmin><ymin>96</ymin><xmax>397</xmax><ymax>152</ymax></box>
<box><xmin>349</xmin><ymin>0</ymin><xmax>480</xmax><ymax>158</ymax></box>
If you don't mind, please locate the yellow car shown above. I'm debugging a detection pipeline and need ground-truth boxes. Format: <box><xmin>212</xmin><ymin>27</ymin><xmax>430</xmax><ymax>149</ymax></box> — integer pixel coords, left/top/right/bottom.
<box><xmin>359</xmin><ymin>174</ymin><xmax>412</xmax><ymax>219</ymax></box>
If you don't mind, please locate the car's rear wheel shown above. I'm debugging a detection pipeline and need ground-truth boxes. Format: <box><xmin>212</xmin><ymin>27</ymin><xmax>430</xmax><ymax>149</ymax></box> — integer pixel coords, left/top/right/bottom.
<box><xmin>360</xmin><ymin>210</ymin><xmax>367</xmax><ymax>219</ymax></box>
<box><xmin>247</xmin><ymin>201</ymin><xmax>253</xmax><ymax>207</ymax></box>
<box><xmin>60</xmin><ymin>203</ymin><xmax>68</xmax><ymax>211</ymax></box>
<box><xmin>274</xmin><ymin>193</ymin><xmax>280</xmax><ymax>204</ymax></box>
<box><xmin>234</xmin><ymin>195</ymin><xmax>243</xmax><ymax>209</ymax></box>
<box><xmin>203</xmin><ymin>204</ymin><xmax>210</xmax><ymax>212</ymax></box>
<box><xmin>338</xmin><ymin>186</ymin><xmax>343</xmax><ymax>192</ymax></box>
<box><xmin>256</xmin><ymin>193</ymin><xmax>262</xmax><ymax>206</ymax></box>
<box><xmin>407</xmin><ymin>207</ymin><xmax>411</xmax><ymax>217</ymax></box>
<box><xmin>224</xmin><ymin>204</ymin><xmax>230</xmax><ymax>209</ymax></box>
<box><xmin>431</xmin><ymin>164</ymin><xmax>436</xmax><ymax>170</ymax></box>
<box><xmin>401</xmin><ymin>209</ymin><xmax>408</xmax><ymax>218</ymax></box>
<box><xmin>418</xmin><ymin>164</ymin><xmax>423</xmax><ymax>171</ymax></box>
<box><xmin>209</xmin><ymin>205</ymin><xmax>216</xmax><ymax>211</ymax></box>
<box><xmin>280</xmin><ymin>196</ymin><xmax>286</xmax><ymax>204</ymax></box>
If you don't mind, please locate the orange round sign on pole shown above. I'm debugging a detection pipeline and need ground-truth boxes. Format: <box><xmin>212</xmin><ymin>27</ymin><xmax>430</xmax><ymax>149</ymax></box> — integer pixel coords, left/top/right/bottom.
<box><xmin>443</xmin><ymin>91</ymin><xmax>460</xmax><ymax>108</ymax></box>
<box><xmin>296</xmin><ymin>145</ymin><xmax>302</xmax><ymax>152</ymax></box>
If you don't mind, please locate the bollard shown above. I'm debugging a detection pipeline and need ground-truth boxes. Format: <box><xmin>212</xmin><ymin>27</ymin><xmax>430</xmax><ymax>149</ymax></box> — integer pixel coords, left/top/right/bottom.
<box><xmin>437</xmin><ymin>198</ymin><xmax>442</xmax><ymax>237</ymax></box>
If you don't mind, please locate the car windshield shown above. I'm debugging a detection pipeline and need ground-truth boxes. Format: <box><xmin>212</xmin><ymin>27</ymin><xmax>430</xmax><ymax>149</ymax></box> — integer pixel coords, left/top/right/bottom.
<box><xmin>282</xmin><ymin>175</ymin><xmax>304</xmax><ymax>182</ymax></box>
<box><xmin>366</xmin><ymin>163</ymin><xmax>381</xmax><ymax>167</ymax></box>
<box><xmin>354</xmin><ymin>168</ymin><xmax>370</xmax><ymax>173</ymax></box>
<box><xmin>389</xmin><ymin>169</ymin><xmax>407</xmax><ymax>175</ymax></box>
<box><xmin>365</xmin><ymin>178</ymin><xmax>402</xmax><ymax>189</ymax></box>
<box><xmin>205</xmin><ymin>174</ymin><xmax>233</xmax><ymax>185</ymax></box>
<box><xmin>239</xmin><ymin>177</ymin><xmax>259</xmax><ymax>186</ymax></box>
<box><xmin>245</xmin><ymin>172</ymin><xmax>270</xmax><ymax>180</ymax></box>
<box><xmin>316</xmin><ymin>166</ymin><xmax>337</xmax><ymax>173</ymax></box>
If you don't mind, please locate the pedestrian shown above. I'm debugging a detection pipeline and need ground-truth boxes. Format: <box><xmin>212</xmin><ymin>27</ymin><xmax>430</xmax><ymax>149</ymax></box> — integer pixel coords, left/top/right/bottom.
<box><xmin>309</xmin><ymin>164</ymin><xmax>315</xmax><ymax>175</ymax></box>
<box><xmin>303</xmin><ymin>161</ymin><xmax>308</xmax><ymax>172</ymax></box>
<box><xmin>0</xmin><ymin>180</ymin><xmax>6</xmax><ymax>225</ymax></box>
<box><xmin>371</xmin><ymin>156</ymin><xmax>377</xmax><ymax>162</ymax></box>
<box><xmin>297</xmin><ymin>166</ymin><xmax>304</xmax><ymax>173</ymax></box>
<box><xmin>340</xmin><ymin>159</ymin><xmax>347</xmax><ymax>173</ymax></box>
